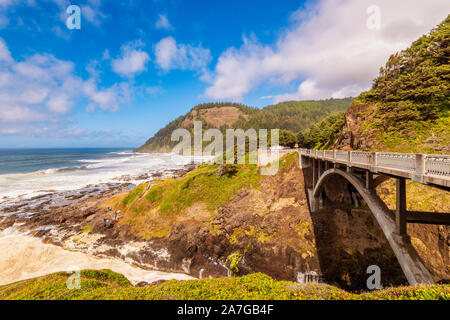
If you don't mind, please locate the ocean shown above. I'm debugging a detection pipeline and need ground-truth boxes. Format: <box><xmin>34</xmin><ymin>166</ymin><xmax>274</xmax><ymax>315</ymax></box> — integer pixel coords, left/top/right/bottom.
<box><xmin>0</xmin><ymin>148</ymin><xmax>133</xmax><ymax>175</ymax></box>
<box><xmin>0</xmin><ymin>148</ymin><xmax>202</xmax><ymax>200</ymax></box>
<box><xmin>0</xmin><ymin>148</ymin><xmax>206</xmax><ymax>285</ymax></box>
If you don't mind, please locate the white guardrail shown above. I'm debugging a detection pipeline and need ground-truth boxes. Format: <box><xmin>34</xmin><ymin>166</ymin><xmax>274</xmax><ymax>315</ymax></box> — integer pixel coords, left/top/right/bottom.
<box><xmin>298</xmin><ymin>149</ymin><xmax>450</xmax><ymax>186</ymax></box>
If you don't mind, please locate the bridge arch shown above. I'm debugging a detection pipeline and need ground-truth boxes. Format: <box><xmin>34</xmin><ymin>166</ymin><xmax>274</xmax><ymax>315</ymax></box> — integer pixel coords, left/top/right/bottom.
<box><xmin>373</xmin><ymin>175</ymin><xmax>390</xmax><ymax>188</ymax></box>
<box><xmin>310</xmin><ymin>168</ymin><xmax>434</xmax><ymax>286</ymax></box>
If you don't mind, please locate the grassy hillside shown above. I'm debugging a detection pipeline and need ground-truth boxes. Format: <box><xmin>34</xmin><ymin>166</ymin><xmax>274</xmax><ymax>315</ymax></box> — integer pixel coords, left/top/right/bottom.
<box><xmin>104</xmin><ymin>162</ymin><xmax>262</xmax><ymax>239</ymax></box>
<box><xmin>1</xmin><ymin>269</ymin><xmax>448</xmax><ymax>300</ymax></box>
<box><xmin>136</xmin><ymin>99</ymin><xmax>352</xmax><ymax>153</ymax></box>
<box><xmin>335</xmin><ymin>15</ymin><xmax>450</xmax><ymax>154</ymax></box>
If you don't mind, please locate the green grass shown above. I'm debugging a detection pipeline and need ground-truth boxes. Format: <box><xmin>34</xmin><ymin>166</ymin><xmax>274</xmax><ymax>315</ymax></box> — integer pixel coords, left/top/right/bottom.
<box><xmin>145</xmin><ymin>185</ymin><xmax>164</xmax><ymax>203</ymax></box>
<box><xmin>121</xmin><ymin>183</ymin><xmax>148</xmax><ymax>206</ymax></box>
<box><xmin>279</xmin><ymin>152</ymin><xmax>297</xmax><ymax>169</ymax></box>
<box><xmin>226</xmin><ymin>252</ymin><xmax>243</xmax><ymax>274</ymax></box>
<box><xmin>106</xmin><ymin>162</ymin><xmax>262</xmax><ymax>240</ymax></box>
<box><xmin>157</xmin><ymin>163</ymin><xmax>261</xmax><ymax>215</ymax></box>
<box><xmin>136</xmin><ymin>163</ymin><xmax>261</xmax><ymax>217</ymax></box>
<box><xmin>374</xmin><ymin>109</ymin><xmax>449</xmax><ymax>154</ymax></box>
<box><xmin>1</xmin><ymin>270</ymin><xmax>448</xmax><ymax>300</ymax></box>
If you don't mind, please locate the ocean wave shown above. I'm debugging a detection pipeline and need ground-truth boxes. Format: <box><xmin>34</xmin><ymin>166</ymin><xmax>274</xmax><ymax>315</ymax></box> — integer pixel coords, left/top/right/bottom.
<box><xmin>108</xmin><ymin>151</ymin><xmax>135</xmax><ymax>155</ymax></box>
<box><xmin>0</xmin><ymin>153</ymin><xmax>202</xmax><ymax>200</ymax></box>
<box><xmin>56</xmin><ymin>166</ymin><xmax>89</xmax><ymax>172</ymax></box>
<box><xmin>76</xmin><ymin>154</ymin><xmax>147</xmax><ymax>164</ymax></box>
<box><xmin>7</xmin><ymin>155</ymin><xmax>152</xmax><ymax>177</ymax></box>
<box><xmin>25</xmin><ymin>164</ymin><xmax>92</xmax><ymax>176</ymax></box>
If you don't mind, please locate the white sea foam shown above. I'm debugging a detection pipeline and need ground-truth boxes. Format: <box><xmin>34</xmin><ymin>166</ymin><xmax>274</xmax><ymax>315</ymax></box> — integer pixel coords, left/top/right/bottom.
<box><xmin>0</xmin><ymin>229</ymin><xmax>195</xmax><ymax>286</ymax></box>
<box><xmin>0</xmin><ymin>153</ymin><xmax>211</xmax><ymax>200</ymax></box>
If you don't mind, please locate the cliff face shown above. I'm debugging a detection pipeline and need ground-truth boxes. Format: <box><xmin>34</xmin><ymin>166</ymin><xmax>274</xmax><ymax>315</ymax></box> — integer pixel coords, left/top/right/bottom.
<box><xmin>334</xmin><ymin>102</ymin><xmax>377</xmax><ymax>151</ymax></box>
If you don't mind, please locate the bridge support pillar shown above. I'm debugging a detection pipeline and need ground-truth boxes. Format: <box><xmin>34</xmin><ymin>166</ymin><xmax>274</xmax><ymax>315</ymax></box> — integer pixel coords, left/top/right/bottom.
<box><xmin>300</xmin><ymin>155</ymin><xmax>311</xmax><ymax>169</ymax></box>
<box><xmin>307</xmin><ymin>188</ymin><xmax>321</xmax><ymax>212</ymax></box>
<box><xmin>365</xmin><ymin>171</ymin><xmax>373</xmax><ymax>190</ymax></box>
<box><xmin>312</xmin><ymin>196</ymin><xmax>321</xmax><ymax>212</ymax></box>
<box><xmin>395</xmin><ymin>178</ymin><xmax>407</xmax><ymax>236</ymax></box>
<box><xmin>318</xmin><ymin>160</ymin><xmax>323</xmax><ymax>177</ymax></box>
<box><xmin>312</xmin><ymin>159</ymin><xmax>318</xmax><ymax>188</ymax></box>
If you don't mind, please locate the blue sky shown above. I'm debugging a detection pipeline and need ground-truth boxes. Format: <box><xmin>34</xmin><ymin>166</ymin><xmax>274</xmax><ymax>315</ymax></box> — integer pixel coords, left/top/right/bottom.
<box><xmin>0</xmin><ymin>0</ymin><xmax>448</xmax><ymax>148</ymax></box>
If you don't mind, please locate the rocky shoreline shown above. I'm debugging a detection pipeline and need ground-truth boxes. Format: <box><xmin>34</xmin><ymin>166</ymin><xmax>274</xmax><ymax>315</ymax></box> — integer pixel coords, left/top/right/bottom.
<box><xmin>0</xmin><ymin>162</ymin><xmax>200</xmax><ymax>286</ymax></box>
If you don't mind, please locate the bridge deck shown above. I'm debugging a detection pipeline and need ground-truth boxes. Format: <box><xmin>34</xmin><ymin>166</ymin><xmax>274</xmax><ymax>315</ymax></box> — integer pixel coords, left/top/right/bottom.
<box><xmin>299</xmin><ymin>149</ymin><xmax>450</xmax><ymax>189</ymax></box>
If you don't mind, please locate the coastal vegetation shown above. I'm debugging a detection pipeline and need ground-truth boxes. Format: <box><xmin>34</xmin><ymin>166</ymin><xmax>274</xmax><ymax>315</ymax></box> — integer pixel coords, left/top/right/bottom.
<box><xmin>335</xmin><ymin>15</ymin><xmax>450</xmax><ymax>154</ymax></box>
<box><xmin>377</xmin><ymin>179</ymin><xmax>450</xmax><ymax>213</ymax></box>
<box><xmin>297</xmin><ymin>111</ymin><xmax>346</xmax><ymax>149</ymax></box>
<box><xmin>1</xmin><ymin>270</ymin><xmax>448</xmax><ymax>300</ymax></box>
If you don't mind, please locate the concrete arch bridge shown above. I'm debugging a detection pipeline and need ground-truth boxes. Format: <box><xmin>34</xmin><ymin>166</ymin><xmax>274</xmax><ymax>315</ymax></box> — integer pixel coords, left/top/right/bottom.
<box><xmin>298</xmin><ymin>149</ymin><xmax>450</xmax><ymax>286</ymax></box>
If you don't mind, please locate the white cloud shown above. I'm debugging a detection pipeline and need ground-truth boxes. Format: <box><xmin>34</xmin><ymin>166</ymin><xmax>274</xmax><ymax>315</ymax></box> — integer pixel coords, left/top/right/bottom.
<box><xmin>81</xmin><ymin>4</ymin><xmax>107</xmax><ymax>27</ymax></box>
<box><xmin>46</xmin><ymin>93</ymin><xmax>73</xmax><ymax>114</ymax></box>
<box><xmin>144</xmin><ymin>85</ymin><xmax>163</xmax><ymax>96</ymax></box>
<box><xmin>154</xmin><ymin>36</ymin><xmax>211</xmax><ymax>73</ymax></box>
<box><xmin>205</xmin><ymin>0</ymin><xmax>450</xmax><ymax>102</ymax></box>
<box><xmin>0</xmin><ymin>0</ymin><xmax>21</xmax><ymax>7</ymax></box>
<box><xmin>111</xmin><ymin>41</ymin><xmax>150</xmax><ymax>77</ymax></box>
<box><xmin>83</xmin><ymin>79</ymin><xmax>127</xmax><ymax>112</ymax></box>
<box><xmin>0</xmin><ymin>37</ymin><xmax>133</xmax><ymax>136</ymax></box>
<box><xmin>155</xmin><ymin>14</ymin><xmax>172</xmax><ymax>30</ymax></box>
<box><xmin>0</xmin><ymin>38</ymin><xmax>12</xmax><ymax>62</ymax></box>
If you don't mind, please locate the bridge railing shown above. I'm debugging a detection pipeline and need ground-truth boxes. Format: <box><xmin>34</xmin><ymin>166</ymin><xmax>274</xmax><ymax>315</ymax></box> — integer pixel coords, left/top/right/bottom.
<box><xmin>324</xmin><ymin>150</ymin><xmax>334</xmax><ymax>159</ymax></box>
<box><xmin>298</xmin><ymin>148</ymin><xmax>450</xmax><ymax>186</ymax></box>
<box><xmin>351</xmin><ymin>151</ymin><xmax>371</xmax><ymax>165</ymax></box>
<box><xmin>425</xmin><ymin>155</ymin><xmax>450</xmax><ymax>177</ymax></box>
<box><xmin>335</xmin><ymin>150</ymin><xmax>349</xmax><ymax>162</ymax></box>
<box><xmin>377</xmin><ymin>153</ymin><xmax>416</xmax><ymax>171</ymax></box>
